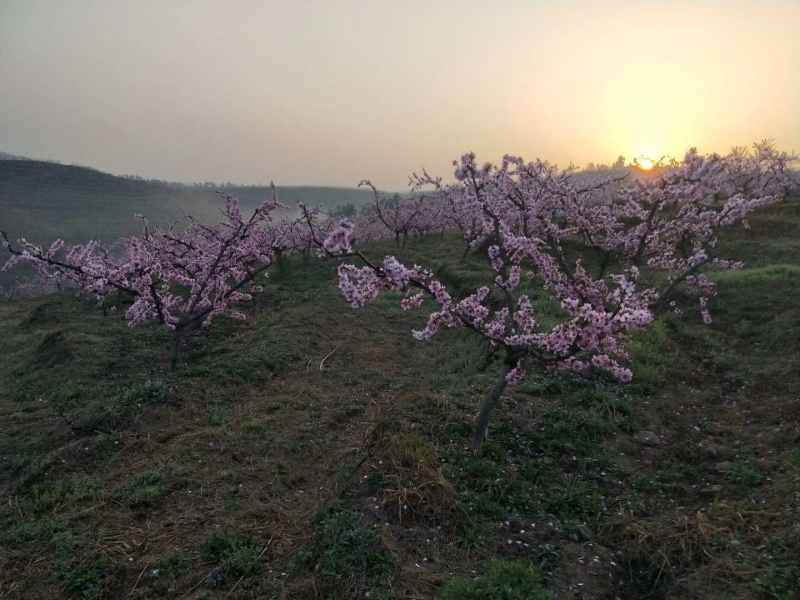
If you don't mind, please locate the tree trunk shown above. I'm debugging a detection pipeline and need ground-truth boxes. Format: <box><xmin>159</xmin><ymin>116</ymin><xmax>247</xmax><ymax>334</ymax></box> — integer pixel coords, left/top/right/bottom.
<box><xmin>472</xmin><ymin>361</ymin><xmax>513</xmax><ymax>456</ymax></box>
<box><xmin>275</xmin><ymin>250</ymin><xmax>286</xmax><ymax>276</ymax></box>
<box><xmin>169</xmin><ymin>330</ymin><xmax>182</xmax><ymax>372</ymax></box>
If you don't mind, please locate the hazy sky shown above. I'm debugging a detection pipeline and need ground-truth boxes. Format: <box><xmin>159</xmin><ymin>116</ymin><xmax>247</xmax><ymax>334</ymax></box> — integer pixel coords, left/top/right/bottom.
<box><xmin>1</xmin><ymin>0</ymin><xmax>798</xmax><ymax>189</ymax></box>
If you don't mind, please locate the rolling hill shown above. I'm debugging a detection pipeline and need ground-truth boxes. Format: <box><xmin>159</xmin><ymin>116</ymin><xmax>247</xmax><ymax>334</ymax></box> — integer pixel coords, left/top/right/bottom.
<box><xmin>0</xmin><ymin>151</ymin><xmax>29</xmax><ymax>160</ymax></box>
<box><xmin>0</xmin><ymin>158</ymin><xmax>380</xmax><ymax>287</ymax></box>
<box><xmin>0</xmin><ymin>159</ymin><xmax>377</xmax><ymax>244</ymax></box>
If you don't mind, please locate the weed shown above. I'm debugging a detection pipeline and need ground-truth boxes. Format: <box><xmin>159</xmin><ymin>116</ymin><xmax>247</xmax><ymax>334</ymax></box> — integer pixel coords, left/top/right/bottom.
<box><xmin>157</xmin><ymin>551</ymin><xmax>188</xmax><ymax>576</ymax></box>
<box><xmin>461</xmin><ymin>490</ymin><xmax>507</xmax><ymax>519</ymax></box>
<box><xmin>292</xmin><ymin>505</ymin><xmax>394</xmax><ymax>594</ymax></box>
<box><xmin>537</xmin><ymin>409</ymin><xmax>611</xmax><ymax>457</ymax></box>
<box><xmin>201</xmin><ymin>530</ymin><xmax>264</xmax><ymax>577</ymax></box>
<box><xmin>518</xmin><ymin>457</ymin><xmax>555</xmax><ymax>484</ymax></box>
<box><xmin>632</xmin><ymin>476</ymin><xmax>661</xmax><ymax>493</ymax></box>
<box><xmin>208</xmin><ymin>401</ymin><xmax>229</xmax><ymax>425</ymax></box>
<box><xmin>561</xmin><ymin>518</ymin><xmax>591</xmax><ymax>542</ymax></box>
<box><xmin>456</xmin><ymin>526</ymin><xmax>487</xmax><ymax>552</ymax></box>
<box><xmin>113</xmin><ymin>470</ymin><xmax>164</xmax><ymax>506</ymax></box>
<box><xmin>466</xmin><ymin>458</ymin><xmax>504</xmax><ymax>480</ymax></box>
<box><xmin>730</xmin><ymin>461</ymin><xmax>764</xmax><ymax>487</ymax></box>
<box><xmin>6</xmin><ymin>514</ymin><xmax>66</xmax><ymax>544</ymax></box>
<box><xmin>437</xmin><ymin>559</ymin><xmax>554</xmax><ymax>599</ymax></box>
<box><xmin>55</xmin><ymin>557</ymin><xmax>111</xmax><ymax>600</ymax></box>
<box><xmin>547</xmin><ymin>475</ymin><xmax>605</xmax><ymax>521</ymax></box>
<box><xmin>69</xmin><ymin>475</ymin><xmax>104</xmax><ymax>502</ymax></box>
<box><xmin>753</xmin><ymin>562</ymin><xmax>798</xmax><ymax>600</ymax></box>
<box><xmin>122</xmin><ymin>379</ymin><xmax>172</xmax><ymax>405</ymax></box>
<box><xmin>32</xmin><ymin>481</ymin><xmax>69</xmax><ymax>513</ymax></box>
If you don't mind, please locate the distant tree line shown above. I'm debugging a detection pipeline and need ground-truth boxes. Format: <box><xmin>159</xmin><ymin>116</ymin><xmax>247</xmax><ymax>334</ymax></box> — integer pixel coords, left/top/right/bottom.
<box><xmin>583</xmin><ymin>155</ymin><xmax>628</xmax><ymax>172</ymax></box>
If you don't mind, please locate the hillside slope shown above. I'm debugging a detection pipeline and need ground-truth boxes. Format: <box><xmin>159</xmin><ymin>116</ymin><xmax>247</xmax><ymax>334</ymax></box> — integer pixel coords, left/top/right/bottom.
<box><xmin>0</xmin><ymin>159</ymin><xmax>378</xmax><ymax>245</ymax></box>
<box><xmin>0</xmin><ymin>200</ymin><xmax>798</xmax><ymax>599</ymax></box>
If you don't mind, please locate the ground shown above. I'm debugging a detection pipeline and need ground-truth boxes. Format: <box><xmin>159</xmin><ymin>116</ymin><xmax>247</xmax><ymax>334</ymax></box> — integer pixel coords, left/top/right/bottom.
<box><xmin>1</xmin><ymin>199</ymin><xmax>799</xmax><ymax>599</ymax></box>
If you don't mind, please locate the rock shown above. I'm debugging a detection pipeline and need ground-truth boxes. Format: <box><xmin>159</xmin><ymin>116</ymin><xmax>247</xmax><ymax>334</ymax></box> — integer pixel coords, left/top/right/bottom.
<box><xmin>715</xmin><ymin>461</ymin><xmax>734</xmax><ymax>472</ymax></box>
<box><xmin>700</xmin><ymin>485</ymin><xmax>722</xmax><ymax>495</ymax></box>
<box><xmin>634</xmin><ymin>431</ymin><xmax>662</xmax><ymax>446</ymax></box>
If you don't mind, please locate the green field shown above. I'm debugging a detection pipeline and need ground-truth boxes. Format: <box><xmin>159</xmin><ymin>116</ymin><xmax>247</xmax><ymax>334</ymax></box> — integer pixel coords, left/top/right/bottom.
<box><xmin>0</xmin><ymin>196</ymin><xmax>798</xmax><ymax>598</ymax></box>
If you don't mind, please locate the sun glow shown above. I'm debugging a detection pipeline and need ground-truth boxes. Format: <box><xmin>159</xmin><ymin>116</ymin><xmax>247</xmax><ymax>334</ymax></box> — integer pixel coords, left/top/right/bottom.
<box><xmin>636</xmin><ymin>158</ymin><xmax>654</xmax><ymax>171</ymax></box>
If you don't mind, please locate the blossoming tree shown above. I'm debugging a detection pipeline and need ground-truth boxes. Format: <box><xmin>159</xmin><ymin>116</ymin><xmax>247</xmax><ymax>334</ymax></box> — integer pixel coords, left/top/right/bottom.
<box><xmin>2</xmin><ymin>191</ymin><xmax>285</xmax><ymax>370</ymax></box>
<box><xmin>317</xmin><ymin>144</ymin><xmax>795</xmax><ymax>453</ymax></box>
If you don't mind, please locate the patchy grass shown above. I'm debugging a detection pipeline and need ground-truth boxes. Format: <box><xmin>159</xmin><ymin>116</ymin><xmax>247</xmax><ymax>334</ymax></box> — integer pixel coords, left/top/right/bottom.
<box><xmin>1</xmin><ymin>199</ymin><xmax>799</xmax><ymax>598</ymax></box>
<box><xmin>438</xmin><ymin>559</ymin><xmax>554</xmax><ymax>599</ymax></box>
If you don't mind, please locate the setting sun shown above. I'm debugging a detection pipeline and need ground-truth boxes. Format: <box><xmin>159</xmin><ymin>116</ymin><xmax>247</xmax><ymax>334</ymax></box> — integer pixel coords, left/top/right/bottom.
<box><xmin>637</xmin><ymin>158</ymin><xmax>654</xmax><ymax>171</ymax></box>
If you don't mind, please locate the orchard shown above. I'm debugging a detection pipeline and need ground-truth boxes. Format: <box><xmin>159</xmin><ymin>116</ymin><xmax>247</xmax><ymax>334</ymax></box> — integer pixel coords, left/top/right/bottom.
<box><xmin>1</xmin><ymin>140</ymin><xmax>799</xmax><ymax>598</ymax></box>
<box><xmin>2</xmin><ymin>141</ymin><xmax>796</xmax><ymax>433</ymax></box>
<box><xmin>320</xmin><ymin>142</ymin><xmax>796</xmax><ymax>452</ymax></box>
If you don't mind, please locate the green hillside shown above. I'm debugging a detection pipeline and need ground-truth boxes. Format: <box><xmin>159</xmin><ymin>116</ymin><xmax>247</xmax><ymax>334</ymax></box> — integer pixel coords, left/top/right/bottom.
<box><xmin>0</xmin><ymin>160</ymin><xmax>200</xmax><ymax>242</ymax></box>
<box><xmin>0</xmin><ymin>197</ymin><xmax>798</xmax><ymax>598</ymax></box>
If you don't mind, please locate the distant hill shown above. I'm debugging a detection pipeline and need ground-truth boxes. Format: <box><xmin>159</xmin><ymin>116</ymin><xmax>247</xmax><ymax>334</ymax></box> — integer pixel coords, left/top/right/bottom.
<box><xmin>0</xmin><ymin>158</ymin><xmax>379</xmax><ymax>285</ymax></box>
<box><xmin>0</xmin><ymin>159</ymin><xmax>378</xmax><ymax>243</ymax></box>
<box><xmin>186</xmin><ymin>185</ymin><xmax>378</xmax><ymax>209</ymax></box>
<box><xmin>0</xmin><ymin>151</ymin><xmax>29</xmax><ymax>160</ymax></box>
<box><xmin>1</xmin><ymin>159</ymin><xmax>216</xmax><ymax>245</ymax></box>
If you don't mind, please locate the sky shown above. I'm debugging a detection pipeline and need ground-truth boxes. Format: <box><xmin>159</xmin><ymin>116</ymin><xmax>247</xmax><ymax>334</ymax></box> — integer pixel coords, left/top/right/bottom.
<box><xmin>1</xmin><ymin>0</ymin><xmax>798</xmax><ymax>189</ymax></box>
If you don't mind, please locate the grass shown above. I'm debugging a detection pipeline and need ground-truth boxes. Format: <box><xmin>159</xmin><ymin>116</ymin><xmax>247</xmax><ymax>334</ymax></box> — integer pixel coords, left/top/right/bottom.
<box><xmin>438</xmin><ymin>559</ymin><xmax>554</xmax><ymax>599</ymax></box>
<box><xmin>0</xmin><ymin>199</ymin><xmax>799</xmax><ymax>598</ymax></box>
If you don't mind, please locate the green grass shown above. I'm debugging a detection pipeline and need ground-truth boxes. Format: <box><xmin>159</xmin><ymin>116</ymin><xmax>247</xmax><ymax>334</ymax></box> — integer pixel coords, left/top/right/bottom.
<box><xmin>0</xmin><ymin>199</ymin><xmax>798</xmax><ymax>598</ymax></box>
<box><xmin>201</xmin><ymin>530</ymin><xmax>265</xmax><ymax>578</ymax></box>
<box><xmin>438</xmin><ymin>559</ymin><xmax>554</xmax><ymax>599</ymax></box>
